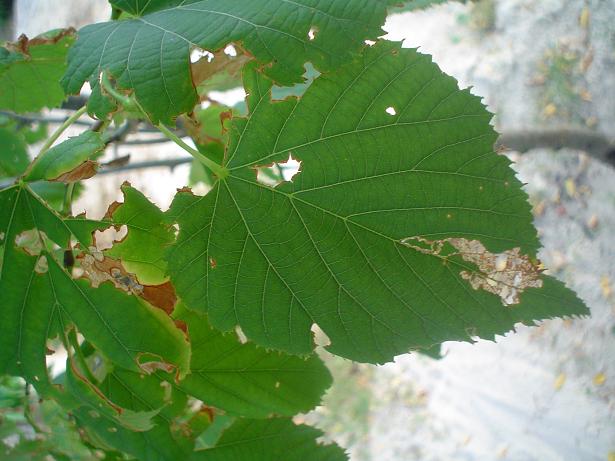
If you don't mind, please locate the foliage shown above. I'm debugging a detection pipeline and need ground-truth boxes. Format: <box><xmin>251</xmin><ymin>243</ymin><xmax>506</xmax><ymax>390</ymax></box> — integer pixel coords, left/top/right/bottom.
<box><xmin>0</xmin><ymin>0</ymin><xmax>588</xmax><ymax>459</ymax></box>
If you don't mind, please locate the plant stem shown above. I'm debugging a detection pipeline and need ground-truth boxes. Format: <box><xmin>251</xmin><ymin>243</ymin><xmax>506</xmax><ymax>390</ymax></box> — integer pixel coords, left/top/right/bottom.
<box><xmin>62</xmin><ymin>183</ymin><xmax>75</xmax><ymax>216</ymax></box>
<box><xmin>100</xmin><ymin>72</ymin><xmax>133</xmax><ymax>108</ymax></box>
<box><xmin>38</xmin><ymin>106</ymin><xmax>88</xmax><ymax>157</ymax></box>
<box><xmin>67</xmin><ymin>329</ymin><xmax>98</xmax><ymax>385</ymax></box>
<box><xmin>157</xmin><ymin>123</ymin><xmax>229</xmax><ymax>179</ymax></box>
<box><xmin>22</xmin><ymin>106</ymin><xmax>89</xmax><ymax>179</ymax></box>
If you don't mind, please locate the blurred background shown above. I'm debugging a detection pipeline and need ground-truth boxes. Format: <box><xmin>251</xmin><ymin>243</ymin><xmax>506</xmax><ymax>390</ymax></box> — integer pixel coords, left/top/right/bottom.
<box><xmin>1</xmin><ymin>1</ymin><xmax>614</xmax><ymax>460</ymax></box>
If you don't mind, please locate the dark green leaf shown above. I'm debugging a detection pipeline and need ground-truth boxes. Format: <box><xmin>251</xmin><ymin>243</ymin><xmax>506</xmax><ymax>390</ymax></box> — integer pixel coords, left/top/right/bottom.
<box><xmin>0</xmin><ymin>186</ymin><xmax>190</xmax><ymax>393</ymax></box>
<box><xmin>166</xmin><ymin>42</ymin><xmax>588</xmax><ymax>364</ymax></box>
<box><xmin>63</xmin><ymin>0</ymin><xmax>395</xmax><ymax>123</ymax></box>
<box><xmin>191</xmin><ymin>418</ymin><xmax>347</xmax><ymax>461</ymax></box>
<box><xmin>176</xmin><ymin>309</ymin><xmax>332</xmax><ymax>418</ymax></box>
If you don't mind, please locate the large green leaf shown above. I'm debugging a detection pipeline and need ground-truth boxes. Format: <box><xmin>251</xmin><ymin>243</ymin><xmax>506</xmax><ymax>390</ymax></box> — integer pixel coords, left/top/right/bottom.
<box><xmin>62</xmin><ymin>0</ymin><xmax>396</xmax><ymax>123</ymax></box>
<box><xmin>0</xmin><ymin>29</ymin><xmax>74</xmax><ymax>112</ymax></box>
<box><xmin>0</xmin><ymin>185</ymin><xmax>190</xmax><ymax>393</ymax></box>
<box><xmin>191</xmin><ymin>418</ymin><xmax>347</xmax><ymax>461</ymax></box>
<box><xmin>166</xmin><ymin>42</ymin><xmax>588</xmax><ymax>364</ymax></box>
<box><xmin>176</xmin><ymin>309</ymin><xmax>331</xmax><ymax>418</ymax></box>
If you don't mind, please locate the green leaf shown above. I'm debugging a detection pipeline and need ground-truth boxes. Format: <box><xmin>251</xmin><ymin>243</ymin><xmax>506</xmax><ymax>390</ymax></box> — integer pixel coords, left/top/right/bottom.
<box><xmin>0</xmin><ymin>29</ymin><xmax>74</xmax><ymax>112</ymax></box>
<box><xmin>166</xmin><ymin>42</ymin><xmax>588</xmax><ymax>364</ymax></box>
<box><xmin>391</xmin><ymin>0</ymin><xmax>468</xmax><ymax>13</ymax></box>
<box><xmin>25</xmin><ymin>131</ymin><xmax>104</xmax><ymax>182</ymax></box>
<box><xmin>191</xmin><ymin>418</ymin><xmax>347</xmax><ymax>461</ymax></box>
<box><xmin>0</xmin><ymin>127</ymin><xmax>29</xmax><ymax>177</ymax></box>
<box><xmin>63</xmin><ymin>0</ymin><xmax>395</xmax><ymax>123</ymax></box>
<box><xmin>0</xmin><ymin>185</ymin><xmax>190</xmax><ymax>393</ymax></box>
<box><xmin>105</xmin><ymin>183</ymin><xmax>175</xmax><ymax>285</ymax></box>
<box><xmin>176</xmin><ymin>309</ymin><xmax>332</xmax><ymax>418</ymax></box>
<box><xmin>70</xmin><ymin>366</ymin><xmax>194</xmax><ymax>461</ymax></box>
<box><xmin>109</xmin><ymin>0</ymin><xmax>179</xmax><ymax>16</ymax></box>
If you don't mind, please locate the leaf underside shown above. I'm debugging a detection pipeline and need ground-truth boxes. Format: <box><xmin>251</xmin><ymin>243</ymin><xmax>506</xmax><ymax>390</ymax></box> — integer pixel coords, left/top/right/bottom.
<box><xmin>62</xmin><ymin>0</ymin><xmax>394</xmax><ymax>123</ymax></box>
<box><xmin>167</xmin><ymin>42</ymin><xmax>588</xmax><ymax>364</ymax></box>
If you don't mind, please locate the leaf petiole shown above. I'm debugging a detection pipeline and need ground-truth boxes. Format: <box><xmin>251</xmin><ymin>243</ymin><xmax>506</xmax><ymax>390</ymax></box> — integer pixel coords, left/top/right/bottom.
<box><xmin>22</xmin><ymin>106</ymin><xmax>88</xmax><ymax>178</ymax></box>
<box><xmin>156</xmin><ymin>123</ymin><xmax>229</xmax><ymax>180</ymax></box>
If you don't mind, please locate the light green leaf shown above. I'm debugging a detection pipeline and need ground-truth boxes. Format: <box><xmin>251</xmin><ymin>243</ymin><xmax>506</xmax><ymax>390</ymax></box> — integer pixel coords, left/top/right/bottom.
<box><xmin>0</xmin><ymin>29</ymin><xmax>74</xmax><ymax>112</ymax></box>
<box><xmin>0</xmin><ymin>185</ymin><xmax>190</xmax><ymax>393</ymax></box>
<box><xmin>25</xmin><ymin>131</ymin><xmax>104</xmax><ymax>182</ymax></box>
<box><xmin>0</xmin><ymin>127</ymin><xmax>29</xmax><ymax>177</ymax></box>
<box><xmin>62</xmin><ymin>0</ymin><xmax>395</xmax><ymax>123</ymax></box>
<box><xmin>191</xmin><ymin>418</ymin><xmax>347</xmax><ymax>461</ymax></box>
<box><xmin>166</xmin><ymin>42</ymin><xmax>588</xmax><ymax>364</ymax></box>
<box><xmin>176</xmin><ymin>309</ymin><xmax>332</xmax><ymax>418</ymax></box>
<box><xmin>105</xmin><ymin>183</ymin><xmax>175</xmax><ymax>285</ymax></box>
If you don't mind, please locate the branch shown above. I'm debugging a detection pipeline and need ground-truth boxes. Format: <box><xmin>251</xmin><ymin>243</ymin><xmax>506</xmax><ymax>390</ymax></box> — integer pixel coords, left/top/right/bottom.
<box><xmin>496</xmin><ymin>128</ymin><xmax>615</xmax><ymax>167</ymax></box>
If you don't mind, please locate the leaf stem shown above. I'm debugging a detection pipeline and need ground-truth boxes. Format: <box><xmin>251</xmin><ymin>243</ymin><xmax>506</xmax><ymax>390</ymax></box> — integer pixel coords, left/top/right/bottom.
<box><xmin>22</xmin><ymin>106</ymin><xmax>88</xmax><ymax>179</ymax></box>
<box><xmin>157</xmin><ymin>123</ymin><xmax>229</xmax><ymax>179</ymax></box>
<box><xmin>67</xmin><ymin>329</ymin><xmax>98</xmax><ymax>385</ymax></box>
<box><xmin>62</xmin><ymin>183</ymin><xmax>75</xmax><ymax>216</ymax></box>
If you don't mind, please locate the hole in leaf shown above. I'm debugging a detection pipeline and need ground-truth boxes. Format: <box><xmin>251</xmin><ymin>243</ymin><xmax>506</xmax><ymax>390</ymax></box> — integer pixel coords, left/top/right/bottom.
<box><xmin>190</xmin><ymin>48</ymin><xmax>214</xmax><ymax>64</ymax></box>
<box><xmin>364</xmin><ymin>39</ymin><xmax>376</xmax><ymax>46</ymax></box>
<box><xmin>223</xmin><ymin>44</ymin><xmax>237</xmax><ymax>57</ymax></box>
<box><xmin>308</xmin><ymin>26</ymin><xmax>318</xmax><ymax>41</ymax></box>
<box><xmin>94</xmin><ymin>225</ymin><xmax>127</xmax><ymax>251</ymax></box>
<box><xmin>235</xmin><ymin>326</ymin><xmax>248</xmax><ymax>344</ymax></box>
<box><xmin>311</xmin><ymin>324</ymin><xmax>331</xmax><ymax>347</ymax></box>
<box><xmin>255</xmin><ymin>155</ymin><xmax>302</xmax><ymax>187</ymax></box>
<box><xmin>385</xmin><ymin>106</ymin><xmax>397</xmax><ymax>116</ymax></box>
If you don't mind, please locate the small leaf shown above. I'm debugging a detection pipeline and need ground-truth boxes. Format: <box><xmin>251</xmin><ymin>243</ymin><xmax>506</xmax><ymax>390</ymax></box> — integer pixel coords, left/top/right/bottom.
<box><xmin>191</xmin><ymin>418</ymin><xmax>347</xmax><ymax>461</ymax></box>
<box><xmin>104</xmin><ymin>183</ymin><xmax>175</xmax><ymax>285</ymax></box>
<box><xmin>25</xmin><ymin>131</ymin><xmax>105</xmax><ymax>183</ymax></box>
<box><xmin>0</xmin><ymin>29</ymin><xmax>74</xmax><ymax>112</ymax></box>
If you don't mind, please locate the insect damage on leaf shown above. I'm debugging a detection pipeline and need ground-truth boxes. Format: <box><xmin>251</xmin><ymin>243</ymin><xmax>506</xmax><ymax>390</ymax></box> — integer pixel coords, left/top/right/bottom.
<box><xmin>79</xmin><ymin>251</ymin><xmax>177</xmax><ymax>314</ymax></box>
<box><xmin>401</xmin><ymin>236</ymin><xmax>543</xmax><ymax>306</ymax></box>
<box><xmin>254</xmin><ymin>155</ymin><xmax>302</xmax><ymax>187</ymax></box>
